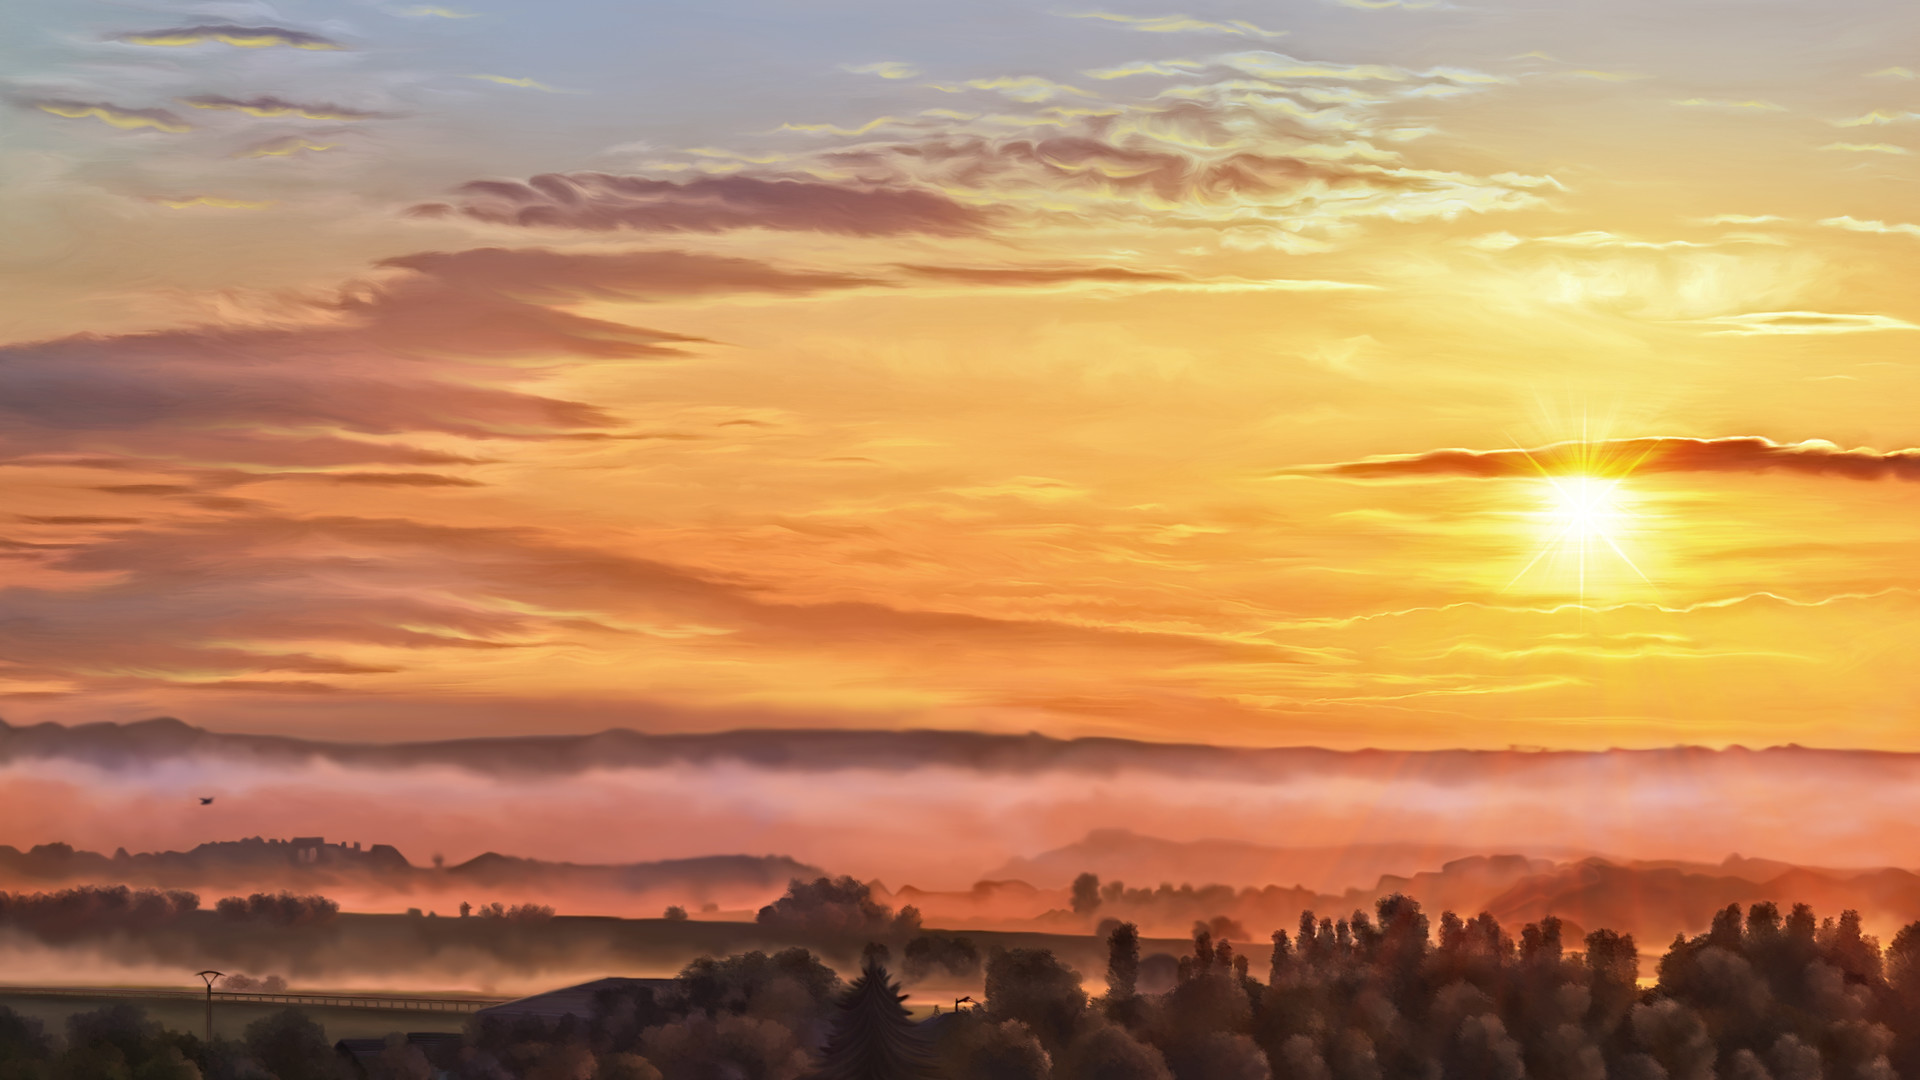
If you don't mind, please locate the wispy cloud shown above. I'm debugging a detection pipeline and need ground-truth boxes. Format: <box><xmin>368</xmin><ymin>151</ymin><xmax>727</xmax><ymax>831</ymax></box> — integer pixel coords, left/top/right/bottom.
<box><xmin>413</xmin><ymin>175</ymin><xmax>996</xmax><ymax>235</ymax></box>
<box><xmin>1835</xmin><ymin>109</ymin><xmax>1920</xmax><ymax>128</ymax></box>
<box><xmin>1673</xmin><ymin>98</ymin><xmax>1785</xmax><ymax>111</ymax></box>
<box><xmin>1867</xmin><ymin>66</ymin><xmax>1916</xmax><ymax>79</ymax></box>
<box><xmin>1696</xmin><ymin>311</ymin><xmax>1919</xmax><ymax>335</ymax></box>
<box><xmin>236</xmin><ymin>137</ymin><xmax>340</xmax><ymax>158</ymax></box>
<box><xmin>956</xmin><ymin>76</ymin><xmax>1095</xmax><ymax>102</ymax></box>
<box><xmin>1820</xmin><ymin>141</ymin><xmax>1910</xmax><ymax>154</ymax></box>
<box><xmin>1059</xmin><ymin>12</ymin><xmax>1287</xmax><ymax>38</ymax></box>
<box><xmin>152</xmin><ymin>196</ymin><xmax>277</xmax><ymax>210</ymax></box>
<box><xmin>112</xmin><ymin>25</ymin><xmax>342</xmax><ymax>49</ymax></box>
<box><xmin>839</xmin><ymin>61</ymin><xmax>921</xmax><ymax>79</ymax></box>
<box><xmin>394</xmin><ymin>5</ymin><xmax>477</xmax><ymax>16</ymax></box>
<box><xmin>426</xmin><ymin>63</ymin><xmax>1547</xmax><ymax>243</ymax></box>
<box><xmin>896</xmin><ymin>263</ymin><xmax>1378</xmax><ymax>293</ymax></box>
<box><xmin>33</xmin><ymin>100</ymin><xmax>190</xmax><ymax>133</ymax></box>
<box><xmin>181</xmin><ymin>95</ymin><xmax>384</xmax><ymax>121</ymax></box>
<box><xmin>1819</xmin><ymin>215</ymin><xmax>1920</xmax><ymax>238</ymax></box>
<box><xmin>463</xmin><ymin>74</ymin><xmax>573</xmax><ymax>93</ymax></box>
<box><xmin>1284</xmin><ymin>436</ymin><xmax>1920</xmax><ymax>481</ymax></box>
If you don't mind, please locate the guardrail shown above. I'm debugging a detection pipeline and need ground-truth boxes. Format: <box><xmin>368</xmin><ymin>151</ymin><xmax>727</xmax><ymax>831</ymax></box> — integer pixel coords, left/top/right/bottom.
<box><xmin>0</xmin><ymin>985</ymin><xmax>509</xmax><ymax>1012</ymax></box>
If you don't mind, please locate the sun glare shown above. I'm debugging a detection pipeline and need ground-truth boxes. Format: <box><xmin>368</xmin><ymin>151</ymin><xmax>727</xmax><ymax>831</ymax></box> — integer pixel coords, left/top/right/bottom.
<box><xmin>1549</xmin><ymin>475</ymin><xmax>1622</xmax><ymax>543</ymax></box>
<box><xmin>1508</xmin><ymin>471</ymin><xmax>1650</xmax><ymax>601</ymax></box>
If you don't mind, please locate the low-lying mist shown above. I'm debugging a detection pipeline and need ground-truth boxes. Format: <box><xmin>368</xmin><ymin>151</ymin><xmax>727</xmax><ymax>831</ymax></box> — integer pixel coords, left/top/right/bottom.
<box><xmin>4</xmin><ymin>722</ymin><xmax>1918</xmax><ymax>899</ymax></box>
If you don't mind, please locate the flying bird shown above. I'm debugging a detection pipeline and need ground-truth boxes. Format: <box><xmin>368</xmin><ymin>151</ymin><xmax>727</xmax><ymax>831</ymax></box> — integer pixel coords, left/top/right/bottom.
<box><xmin>198</xmin><ymin>797</ymin><xmax>215</xmax><ymax>805</ymax></box>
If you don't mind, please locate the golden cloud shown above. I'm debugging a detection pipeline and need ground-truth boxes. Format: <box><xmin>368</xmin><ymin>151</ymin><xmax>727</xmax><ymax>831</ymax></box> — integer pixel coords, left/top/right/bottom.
<box><xmin>181</xmin><ymin>95</ymin><xmax>383</xmax><ymax>121</ymax></box>
<box><xmin>113</xmin><ymin>24</ymin><xmax>342</xmax><ymax>49</ymax></box>
<box><xmin>34</xmin><ymin>101</ymin><xmax>190</xmax><ymax>133</ymax></box>
<box><xmin>1061</xmin><ymin>12</ymin><xmax>1288</xmax><ymax>39</ymax></box>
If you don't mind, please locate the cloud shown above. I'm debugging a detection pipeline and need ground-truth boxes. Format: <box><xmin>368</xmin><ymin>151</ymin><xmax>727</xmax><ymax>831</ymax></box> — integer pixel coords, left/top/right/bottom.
<box><xmin>237</xmin><ymin>137</ymin><xmax>340</xmax><ymax>158</ymax></box>
<box><xmin>1059</xmin><ymin>12</ymin><xmax>1287</xmax><ymax>39</ymax></box>
<box><xmin>896</xmin><ymin>263</ymin><xmax>1375</xmax><ymax>293</ymax></box>
<box><xmin>1819</xmin><ymin>215</ymin><xmax>1920</xmax><ymax>238</ymax></box>
<box><xmin>463</xmin><ymin>75</ymin><xmax>571</xmax><ymax>92</ymax></box>
<box><xmin>1835</xmin><ymin>109</ymin><xmax>1920</xmax><ymax>127</ymax></box>
<box><xmin>423</xmin><ymin>53</ymin><xmax>1539</xmax><ymax>242</ymax></box>
<box><xmin>958</xmin><ymin>76</ymin><xmax>1095</xmax><ymax>102</ymax></box>
<box><xmin>377</xmin><ymin>247</ymin><xmax>884</xmax><ymax>300</ymax></box>
<box><xmin>0</xmin><ymin>247</ymin><xmax>874</xmax><ymax>474</ymax></box>
<box><xmin>1208</xmin><ymin>50</ymin><xmax>1510</xmax><ymax>84</ymax></box>
<box><xmin>314</xmin><ymin>473</ymin><xmax>484</xmax><ymax>487</ymax></box>
<box><xmin>1284</xmin><ymin>436</ymin><xmax>1920</xmax><ymax>482</ymax></box>
<box><xmin>413</xmin><ymin>174</ymin><xmax>997</xmax><ymax>235</ymax></box>
<box><xmin>1867</xmin><ymin>67</ymin><xmax>1916</xmax><ymax>79</ymax></box>
<box><xmin>1696</xmin><ymin>311</ymin><xmax>1919</xmax><ymax>335</ymax></box>
<box><xmin>1560</xmin><ymin>70</ymin><xmax>1649</xmax><ymax>82</ymax></box>
<box><xmin>32</xmin><ymin>101</ymin><xmax>191</xmax><ymax>133</ymax></box>
<box><xmin>1326</xmin><ymin>0</ymin><xmax>1449</xmax><ymax>8</ymax></box>
<box><xmin>395</xmin><ymin>5</ymin><xmax>477</xmax><ymax>16</ymax></box>
<box><xmin>1820</xmin><ymin>142</ymin><xmax>1910</xmax><ymax>154</ymax></box>
<box><xmin>839</xmin><ymin>61</ymin><xmax>921</xmax><ymax>79</ymax></box>
<box><xmin>898</xmin><ymin>264</ymin><xmax>1186</xmax><ymax>286</ymax></box>
<box><xmin>152</xmin><ymin>196</ymin><xmax>276</xmax><ymax>210</ymax></box>
<box><xmin>1083</xmin><ymin>59</ymin><xmax>1206</xmax><ymax>79</ymax></box>
<box><xmin>1469</xmin><ymin>229</ymin><xmax>1763</xmax><ymax>252</ymax></box>
<box><xmin>180</xmin><ymin>96</ymin><xmax>384</xmax><ymax>121</ymax></box>
<box><xmin>111</xmin><ymin>25</ymin><xmax>342</xmax><ymax>49</ymax></box>
<box><xmin>1673</xmin><ymin>98</ymin><xmax>1785</xmax><ymax>111</ymax></box>
<box><xmin>0</xmin><ymin>509</ymin><xmax>1307</xmax><ymax>701</ymax></box>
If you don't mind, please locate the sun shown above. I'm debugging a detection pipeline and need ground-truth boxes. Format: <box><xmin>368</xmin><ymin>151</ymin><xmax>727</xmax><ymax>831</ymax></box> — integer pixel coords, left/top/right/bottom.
<box><xmin>1548</xmin><ymin>475</ymin><xmax>1623</xmax><ymax>544</ymax></box>
<box><xmin>1507</xmin><ymin>471</ymin><xmax>1649</xmax><ymax>601</ymax></box>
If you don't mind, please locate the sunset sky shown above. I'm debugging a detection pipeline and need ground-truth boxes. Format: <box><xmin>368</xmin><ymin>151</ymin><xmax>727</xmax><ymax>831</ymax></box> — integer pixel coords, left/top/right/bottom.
<box><xmin>5</xmin><ymin>0</ymin><xmax>1920</xmax><ymax>752</ymax></box>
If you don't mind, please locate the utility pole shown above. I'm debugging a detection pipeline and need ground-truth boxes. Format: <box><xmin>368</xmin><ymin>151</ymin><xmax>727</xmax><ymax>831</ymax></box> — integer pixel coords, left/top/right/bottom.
<box><xmin>195</xmin><ymin>971</ymin><xmax>224</xmax><ymax>1043</ymax></box>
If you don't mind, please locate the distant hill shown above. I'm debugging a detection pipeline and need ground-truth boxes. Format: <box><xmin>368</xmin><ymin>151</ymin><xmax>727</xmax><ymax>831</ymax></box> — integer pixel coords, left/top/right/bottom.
<box><xmin>988</xmin><ymin>827</ymin><xmax>1572</xmax><ymax>894</ymax></box>
<box><xmin>0</xmin><ymin>837</ymin><xmax>822</xmax><ymax>917</ymax></box>
<box><xmin>1482</xmin><ymin>858</ymin><xmax>1920</xmax><ymax>945</ymax></box>
<box><xmin>8</xmin><ymin>716</ymin><xmax>1919</xmax><ymax>784</ymax></box>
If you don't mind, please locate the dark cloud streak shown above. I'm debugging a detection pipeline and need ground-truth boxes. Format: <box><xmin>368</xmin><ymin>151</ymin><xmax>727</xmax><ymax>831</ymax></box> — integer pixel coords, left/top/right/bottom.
<box><xmin>1288</xmin><ymin>437</ymin><xmax>1920</xmax><ymax>482</ymax></box>
<box><xmin>411</xmin><ymin>174</ymin><xmax>996</xmax><ymax>235</ymax></box>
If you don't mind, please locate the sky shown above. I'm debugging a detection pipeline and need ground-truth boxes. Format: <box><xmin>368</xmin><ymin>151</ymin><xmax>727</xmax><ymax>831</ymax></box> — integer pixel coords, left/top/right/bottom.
<box><xmin>4</xmin><ymin>0</ymin><xmax>1920</xmax><ymax>751</ymax></box>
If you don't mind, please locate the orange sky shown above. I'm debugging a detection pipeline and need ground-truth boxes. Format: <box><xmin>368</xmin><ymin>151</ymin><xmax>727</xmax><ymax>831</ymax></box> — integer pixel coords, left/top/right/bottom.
<box><xmin>4</xmin><ymin>0</ymin><xmax>1920</xmax><ymax>750</ymax></box>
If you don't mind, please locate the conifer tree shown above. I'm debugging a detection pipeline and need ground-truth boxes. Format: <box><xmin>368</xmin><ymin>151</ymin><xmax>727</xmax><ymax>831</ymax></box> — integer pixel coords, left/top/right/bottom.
<box><xmin>813</xmin><ymin>956</ymin><xmax>939</xmax><ymax>1080</ymax></box>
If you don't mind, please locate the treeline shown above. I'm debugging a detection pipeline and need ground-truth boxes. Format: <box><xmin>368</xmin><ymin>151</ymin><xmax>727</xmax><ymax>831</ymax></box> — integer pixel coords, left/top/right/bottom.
<box><xmin>0</xmin><ymin>1000</ymin><xmax>340</xmax><ymax>1080</ymax></box>
<box><xmin>0</xmin><ymin>886</ymin><xmax>349</xmax><ymax>934</ymax></box>
<box><xmin>0</xmin><ymin>885</ymin><xmax>199</xmax><ymax>937</ymax></box>
<box><xmin>10</xmin><ymin>891</ymin><xmax>1920</xmax><ymax>1078</ymax></box>
<box><xmin>757</xmin><ymin>875</ymin><xmax>923</xmax><ymax>938</ymax></box>
<box><xmin>215</xmin><ymin>893</ymin><xmax>340</xmax><ymax>927</ymax></box>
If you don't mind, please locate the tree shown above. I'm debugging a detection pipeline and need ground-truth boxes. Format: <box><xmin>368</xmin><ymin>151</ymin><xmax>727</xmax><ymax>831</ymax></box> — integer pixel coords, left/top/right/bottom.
<box><xmin>243</xmin><ymin>1008</ymin><xmax>336</xmax><ymax>1080</ymax></box>
<box><xmin>1107</xmin><ymin>922</ymin><xmax>1141</xmax><ymax>1001</ymax></box>
<box><xmin>985</xmin><ymin>948</ymin><xmax>1088</xmax><ymax>1051</ymax></box>
<box><xmin>1057</xmin><ymin>1023</ymin><xmax>1174</xmax><ymax>1080</ymax></box>
<box><xmin>940</xmin><ymin>1018</ymin><xmax>1050</xmax><ymax>1080</ymax></box>
<box><xmin>1073</xmin><ymin>874</ymin><xmax>1103</xmax><ymax>917</ymax></box>
<box><xmin>903</xmin><ymin>934</ymin><xmax>981</xmax><ymax>981</ymax></box>
<box><xmin>598</xmin><ymin>1053</ymin><xmax>664</xmax><ymax>1080</ymax></box>
<box><xmin>664</xmin><ymin>906</ymin><xmax>689</xmax><ymax>921</ymax></box>
<box><xmin>812</xmin><ymin>957</ymin><xmax>939</xmax><ymax>1080</ymax></box>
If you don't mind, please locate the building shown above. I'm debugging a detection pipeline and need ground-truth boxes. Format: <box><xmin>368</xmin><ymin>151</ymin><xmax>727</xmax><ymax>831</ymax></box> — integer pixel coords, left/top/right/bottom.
<box><xmin>474</xmin><ymin>977</ymin><xmax>680</xmax><ymax>1024</ymax></box>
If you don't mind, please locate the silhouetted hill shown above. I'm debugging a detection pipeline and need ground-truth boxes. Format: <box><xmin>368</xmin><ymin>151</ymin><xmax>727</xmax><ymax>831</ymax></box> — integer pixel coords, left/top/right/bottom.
<box><xmin>1480</xmin><ymin>858</ymin><xmax>1920</xmax><ymax>944</ymax></box>
<box><xmin>0</xmin><ymin>837</ymin><xmax>822</xmax><ymax>915</ymax></box>
<box><xmin>988</xmin><ymin>827</ymin><xmax>1570</xmax><ymax>894</ymax></box>
<box><xmin>5</xmin><ymin>715</ymin><xmax>1911</xmax><ymax>781</ymax></box>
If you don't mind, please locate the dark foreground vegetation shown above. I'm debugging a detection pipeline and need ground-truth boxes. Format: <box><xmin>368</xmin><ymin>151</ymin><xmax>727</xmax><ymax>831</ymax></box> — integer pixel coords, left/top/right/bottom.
<box><xmin>10</xmin><ymin>892</ymin><xmax>1920</xmax><ymax>1079</ymax></box>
